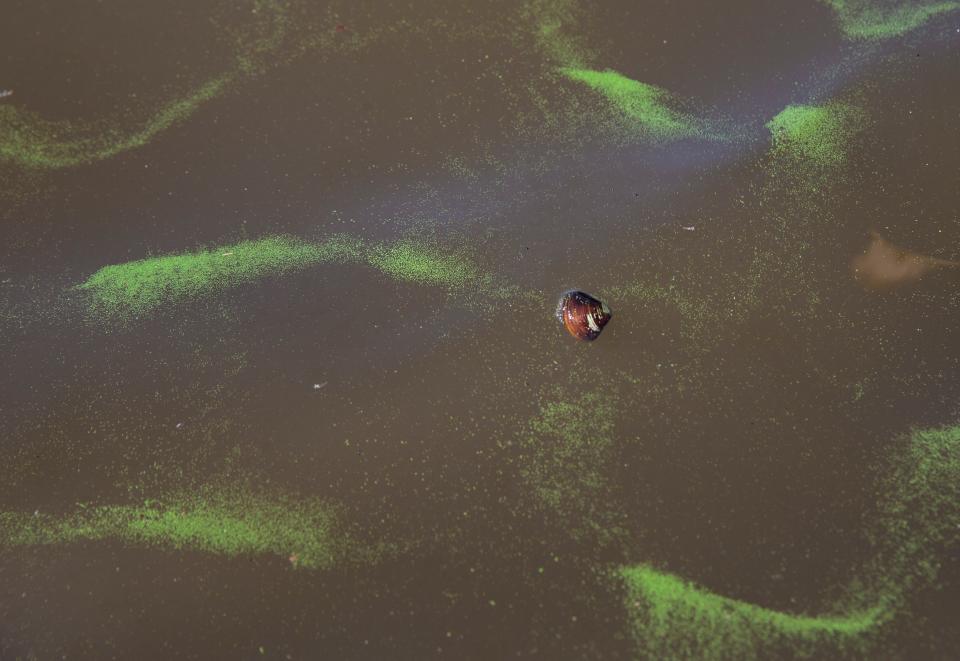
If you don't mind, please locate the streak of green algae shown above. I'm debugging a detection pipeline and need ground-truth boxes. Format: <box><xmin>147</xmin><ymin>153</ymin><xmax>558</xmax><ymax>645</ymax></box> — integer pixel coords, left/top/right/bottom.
<box><xmin>0</xmin><ymin>76</ymin><xmax>233</xmax><ymax>169</ymax></box>
<box><xmin>621</xmin><ymin>566</ymin><xmax>883</xmax><ymax>659</ymax></box>
<box><xmin>0</xmin><ymin>482</ymin><xmax>375</xmax><ymax>569</ymax></box>
<box><xmin>0</xmin><ymin>0</ymin><xmax>287</xmax><ymax>170</ymax></box>
<box><xmin>766</xmin><ymin>102</ymin><xmax>869</xmax><ymax>169</ymax></box>
<box><xmin>77</xmin><ymin>234</ymin><xmax>512</xmax><ymax>321</ymax></box>
<box><xmin>619</xmin><ymin>425</ymin><xmax>960</xmax><ymax>659</ymax></box>
<box><xmin>508</xmin><ymin>2</ymin><xmax>729</xmax><ymax>148</ymax></box>
<box><xmin>822</xmin><ymin>0</ymin><xmax>960</xmax><ymax>40</ymax></box>
<box><xmin>78</xmin><ymin>235</ymin><xmax>355</xmax><ymax>320</ymax></box>
<box><xmin>559</xmin><ymin>69</ymin><xmax>710</xmax><ymax>141</ymax></box>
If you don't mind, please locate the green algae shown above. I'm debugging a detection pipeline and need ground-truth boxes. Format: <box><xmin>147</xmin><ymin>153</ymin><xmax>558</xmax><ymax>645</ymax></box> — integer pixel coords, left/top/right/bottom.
<box><xmin>621</xmin><ymin>565</ymin><xmax>883</xmax><ymax>660</ymax></box>
<box><xmin>766</xmin><ymin>102</ymin><xmax>868</xmax><ymax>168</ymax></box>
<box><xmin>0</xmin><ymin>0</ymin><xmax>469</xmax><ymax>171</ymax></box>
<box><xmin>619</xmin><ymin>424</ymin><xmax>960</xmax><ymax>659</ymax></box>
<box><xmin>560</xmin><ymin>68</ymin><xmax>719</xmax><ymax>142</ymax></box>
<box><xmin>0</xmin><ymin>482</ymin><xmax>370</xmax><ymax>569</ymax></box>
<box><xmin>857</xmin><ymin>424</ymin><xmax>960</xmax><ymax>610</ymax></box>
<box><xmin>634</xmin><ymin>95</ymin><xmax>868</xmax><ymax>357</ymax></box>
<box><xmin>368</xmin><ymin>239</ymin><xmax>479</xmax><ymax>288</ymax></box>
<box><xmin>518</xmin><ymin>388</ymin><xmax>627</xmax><ymax>546</ymax></box>
<box><xmin>0</xmin><ymin>76</ymin><xmax>233</xmax><ymax>169</ymax></box>
<box><xmin>598</xmin><ymin>95</ymin><xmax>866</xmax><ymax>358</ymax></box>
<box><xmin>77</xmin><ymin>233</ymin><xmax>509</xmax><ymax>321</ymax></box>
<box><xmin>511</xmin><ymin>4</ymin><xmax>728</xmax><ymax>145</ymax></box>
<box><xmin>822</xmin><ymin>0</ymin><xmax>960</xmax><ymax>40</ymax></box>
<box><xmin>78</xmin><ymin>235</ymin><xmax>357</xmax><ymax>321</ymax></box>
<box><xmin>501</xmin><ymin>3</ymin><xmax>735</xmax><ymax>152</ymax></box>
<box><xmin>606</xmin><ymin>279</ymin><xmax>736</xmax><ymax>347</ymax></box>
<box><xmin>0</xmin><ymin>0</ymin><xmax>287</xmax><ymax>170</ymax></box>
<box><xmin>522</xmin><ymin>0</ymin><xmax>596</xmax><ymax>68</ymax></box>
<box><xmin>232</xmin><ymin>0</ymin><xmax>292</xmax><ymax>75</ymax></box>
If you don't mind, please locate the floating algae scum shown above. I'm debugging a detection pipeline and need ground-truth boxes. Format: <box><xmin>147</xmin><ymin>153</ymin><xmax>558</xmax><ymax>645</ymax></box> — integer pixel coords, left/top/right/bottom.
<box><xmin>821</xmin><ymin>0</ymin><xmax>960</xmax><ymax>40</ymax></box>
<box><xmin>0</xmin><ymin>0</ymin><xmax>953</xmax><ymax>171</ymax></box>
<box><xmin>513</xmin><ymin>71</ymin><xmax>958</xmax><ymax>657</ymax></box>
<box><xmin>3</xmin><ymin>0</ymin><xmax>960</xmax><ymax>658</ymax></box>
<box><xmin>558</xmin><ymin>68</ymin><xmax>728</xmax><ymax>143</ymax></box>
<box><xmin>0</xmin><ymin>480</ymin><xmax>381</xmax><ymax>570</ymax></box>
<box><xmin>75</xmin><ymin>233</ymin><xmax>526</xmax><ymax>323</ymax></box>
<box><xmin>60</xmin><ymin>31</ymin><xmax>959</xmax><ymax>656</ymax></box>
<box><xmin>517</xmin><ymin>387</ymin><xmax>628</xmax><ymax>549</ymax></box>
<box><xmin>619</xmin><ymin>424</ymin><xmax>960</xmax><ymax>660</ymax></box>
<box><xmin>0</xmin><ymin>0</ymin><xmax>508</xmax><ymax>171</ymax></box>
<box><xmin>74</xmin><ymin>94</ymin><xmax>863</xmax><ymax>329</ymax></box>
<box><xmin>766</xmin><ymin>101</ymin><xmax>869</xmax><ymax>169</ymax></box>
<box><xmin>0</xmin><ymin>0</ymin><xmax>281</xmax><ymax>170</ymax></box>
<box><xmin>0</xmin><ymin>0</ymin><xmax>397</xmax><ymax>170</ymax></box>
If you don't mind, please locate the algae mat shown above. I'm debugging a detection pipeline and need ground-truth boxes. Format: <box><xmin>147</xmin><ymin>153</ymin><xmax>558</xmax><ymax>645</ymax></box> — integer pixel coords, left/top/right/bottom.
<box><xmin>2</xmin><ymin>1</ymin><xmax>959</xmax><ymax>658</ymax></box>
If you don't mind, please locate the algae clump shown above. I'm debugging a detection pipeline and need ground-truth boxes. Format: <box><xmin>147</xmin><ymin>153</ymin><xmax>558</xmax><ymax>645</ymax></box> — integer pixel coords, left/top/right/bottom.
<box><xmin>0</xmin><ymin>482</ymin><xmax>372</xmax><ymax>570</ymax></box>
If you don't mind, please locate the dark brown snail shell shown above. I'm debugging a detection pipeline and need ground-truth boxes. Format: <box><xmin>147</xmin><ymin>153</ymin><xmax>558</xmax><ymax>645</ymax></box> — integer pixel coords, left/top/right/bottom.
<box><xmin>556</xmin><ymin>290</ymin><xmax>611</xmax><ymax>341</ymax></box>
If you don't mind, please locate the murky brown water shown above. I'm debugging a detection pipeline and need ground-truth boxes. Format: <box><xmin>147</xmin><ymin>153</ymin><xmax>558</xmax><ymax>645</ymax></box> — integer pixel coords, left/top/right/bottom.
<box><xmin>2</xmin><ymin>1</ymin><xmax>959</xmax><ymax>659</ymax></box>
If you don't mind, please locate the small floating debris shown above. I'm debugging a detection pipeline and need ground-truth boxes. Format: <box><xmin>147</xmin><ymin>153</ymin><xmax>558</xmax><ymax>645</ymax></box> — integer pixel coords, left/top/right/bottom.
<box><xmin>556</xmin><ymin>290</ymin><xmax>611</xmax><ymax>341</ymax></box>
<box><xmin>852</xmin><ymin>231</ymin><xmax>959</xmax><ymax>290</ymax></box>
<box><xmin>0</xmin><ymin>90</ymin><xmax>13</xmax><ymax>100</ymax></box>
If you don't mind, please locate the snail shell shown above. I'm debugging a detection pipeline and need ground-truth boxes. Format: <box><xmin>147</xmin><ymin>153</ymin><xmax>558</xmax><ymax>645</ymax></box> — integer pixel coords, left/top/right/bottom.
<box><xmin>556</xmin><ymin>290</ymin><xmax>611</xmax><ymax>341</ymax></box>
